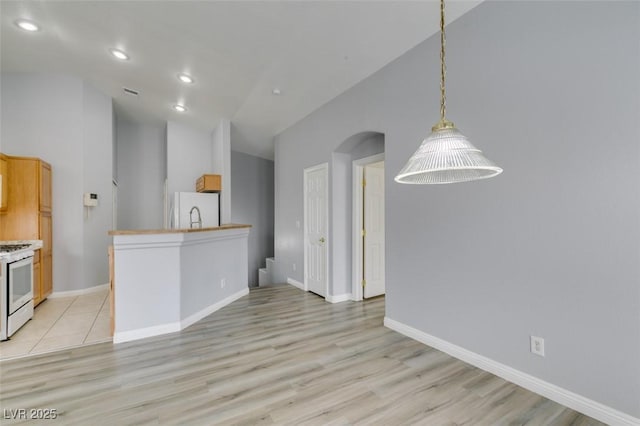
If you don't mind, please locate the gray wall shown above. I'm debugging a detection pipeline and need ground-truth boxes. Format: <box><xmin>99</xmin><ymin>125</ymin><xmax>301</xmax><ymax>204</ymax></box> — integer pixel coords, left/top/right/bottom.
<box><xmin>213</xmin><ymin>120</ymin><xmax>232</xmax><ymax>223</ymax></box>
<box><xmin>231</xmin><ymin>150</ymin><xmax>274</xmax><ymax>286</ymax></box>
<box><xmin>82</xmin><ymin>82</ymin><xmax>114</xmax><ymax>288</ymax></box>
<box><xmin>1</xmin><ymin>73</ymin><xmax>113</xmax><ymax>292</ymax></box>
<box><xmin>166</xmin><ymin>120</ymin><xmax>213</xmax><ymax>196</ymax></box>
<box><xmin>274</xmin><ymin>1</ymin><xmax>639</xmax><ymax>418</ymax></box>
<box><xmin>116</xmin><ymin>118</ymin><xmax>166</xmax><ymax>230</ymax></box>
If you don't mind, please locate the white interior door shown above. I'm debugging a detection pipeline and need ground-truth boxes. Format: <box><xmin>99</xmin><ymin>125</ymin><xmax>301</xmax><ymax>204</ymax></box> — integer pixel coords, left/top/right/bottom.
<box><xmin>304</xmin><ymin>164</ymin><xmax>328</xmax><ymax>297</ymax></box>
<box><xmin>364</xmin><ymin>161</ymin><xmax>385</xmax><ymax>298</ymax></box>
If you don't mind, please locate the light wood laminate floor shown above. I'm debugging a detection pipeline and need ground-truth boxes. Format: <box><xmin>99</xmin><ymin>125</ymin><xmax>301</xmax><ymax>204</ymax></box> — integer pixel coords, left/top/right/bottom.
<box><xmin>0</xmin><ymin>285</ymin><xmax>603</xmax><ymax>425</ymax></box>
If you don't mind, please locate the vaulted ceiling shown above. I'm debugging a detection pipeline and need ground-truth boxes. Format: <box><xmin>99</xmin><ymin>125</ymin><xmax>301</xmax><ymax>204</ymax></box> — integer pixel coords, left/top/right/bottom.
<box><xmin>1</xmin><ymin>1</ymin><xmax>481</xmax><ymax>159</ymax></box>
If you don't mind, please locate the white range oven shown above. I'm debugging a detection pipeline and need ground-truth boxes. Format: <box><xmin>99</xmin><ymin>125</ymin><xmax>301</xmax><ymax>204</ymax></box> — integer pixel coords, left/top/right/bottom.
<box><xmin>1</xmin><ymin>243</ymin><xmax>35</xmax><ymax>341</ymax></box>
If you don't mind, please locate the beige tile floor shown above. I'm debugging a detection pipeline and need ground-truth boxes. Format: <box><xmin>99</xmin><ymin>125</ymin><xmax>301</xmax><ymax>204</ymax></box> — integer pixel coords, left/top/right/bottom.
<box><xmin>0</xmin><ymin>289</ymin><xmax>112</xmax><ymax>361</ymax></box>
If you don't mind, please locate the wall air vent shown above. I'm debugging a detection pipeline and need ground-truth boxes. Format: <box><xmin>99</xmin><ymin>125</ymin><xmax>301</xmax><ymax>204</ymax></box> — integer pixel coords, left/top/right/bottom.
<box><xmin>123</xmin><ymin>87</ymin><xmax>139</xmax><ymax>96</ymax></box>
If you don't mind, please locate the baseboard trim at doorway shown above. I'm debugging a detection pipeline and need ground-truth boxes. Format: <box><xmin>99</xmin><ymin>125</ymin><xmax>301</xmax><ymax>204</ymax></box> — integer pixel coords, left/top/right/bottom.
<box><xmin>287</xmin><ymin>278</ymin><xmax>304</xmax><ymax>290</ymax></box>
<box><xmin>49</xmin><ymin>283</ymin><xmax>109</xmax><ymax>298</ymax></box>
<box><xmin>326</xmin><ymin>293</ymin><xmax>351</xmax><ymax>304</ymax></box>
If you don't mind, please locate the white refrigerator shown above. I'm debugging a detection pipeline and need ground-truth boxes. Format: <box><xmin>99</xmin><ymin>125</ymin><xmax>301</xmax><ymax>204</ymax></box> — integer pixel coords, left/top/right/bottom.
<box><xmin>172</xmin><ymin>192</ymin><xmax>220</xmax><ymax>229</ymax></box>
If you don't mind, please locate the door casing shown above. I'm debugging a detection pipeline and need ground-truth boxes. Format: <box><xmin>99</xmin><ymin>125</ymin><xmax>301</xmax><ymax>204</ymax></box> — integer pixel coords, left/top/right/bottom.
<box><xmin>352</xmin><ymin>153</ymin><xmax>385</xmax><ymax>301</ymax></box>
<box><xmin>303</xmin><ymin>163</ymin><xmax>329</xmax><ymax>297</ymax></box>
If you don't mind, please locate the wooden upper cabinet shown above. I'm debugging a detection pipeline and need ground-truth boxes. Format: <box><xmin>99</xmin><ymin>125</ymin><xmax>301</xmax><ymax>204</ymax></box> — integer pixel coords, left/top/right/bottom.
<box><xmin>39</xmin><ymin>161</ymin><xmax>52</xmax><ymax>213</ymax></box>
<box><xmin>196</xmin><ymin>174</ymin><xmax>221</xmax><ymax>193</ymax></box>
<box><xmin>1</xmin><ymin>158</ymin><xmax>39</xmax><ymax>238</ymax></box>
<box><xmin>0</xmin><ymin>153</ymin><xmax>8</xmax><ymax>212</ymax></box>
<box><xmin>0</xmin><ymin>156</ymin><xmax>53</xmax><ymax>305</ymax></box>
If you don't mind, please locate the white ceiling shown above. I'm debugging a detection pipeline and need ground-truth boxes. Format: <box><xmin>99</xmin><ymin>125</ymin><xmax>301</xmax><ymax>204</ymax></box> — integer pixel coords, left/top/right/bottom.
<box><xmin>0</xmin><ymin>1</ymin><xmax>481</xmax><ymax>160</ymax></box>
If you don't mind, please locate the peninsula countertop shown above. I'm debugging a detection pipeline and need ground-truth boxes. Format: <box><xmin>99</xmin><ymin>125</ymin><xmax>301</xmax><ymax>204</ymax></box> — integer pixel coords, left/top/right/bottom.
<box><xmin>109</xmin><ymin>223</ymin><xmax>251</xmax><ymax>236</ymax></box>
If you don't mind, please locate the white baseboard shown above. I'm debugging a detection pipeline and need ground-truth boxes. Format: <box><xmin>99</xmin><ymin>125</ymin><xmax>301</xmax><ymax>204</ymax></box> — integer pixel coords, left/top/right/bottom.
<box><xmin>286</xmin><ymin>278</ymin><xmax>350</xmax><ymax>304</ymax></box>
<box><xmin>49</xmin><ymin>283</ymin><xmax>109</xmax><ymax>299</ymax></box>
<box><xmin>114</xmin><ymin>322</ymin><xmax>181</xmax><ymax>344</ymax></box>
<box><xmin>384</xmin><ymin>317</ymin><xmax>640</xmax><ymax>426</ymax></box>
<box><xmin>181</xmin><ymin>288</ymin><xmax>249</xmax><ymax>329</ymax></box>
<box><xmin>287</xmin><ymin>277</ymin><xmax>304</xmax><ymax>290</ymax></box>
<box><xmin>115</xmin><ymin>288</ymin><xmax>250</xmax><ymax>344</ymax></box>
<box><xmin>326</xmin><ymin>293</ymin><xmax>351</xmax><ymax>304</ymax></box>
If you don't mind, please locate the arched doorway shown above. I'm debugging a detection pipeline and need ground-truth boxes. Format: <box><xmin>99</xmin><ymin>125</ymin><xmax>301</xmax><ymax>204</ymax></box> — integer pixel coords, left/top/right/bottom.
<box><xmin>331</xmin><ymin>131</ymin><xmax>385</xmax><ymax>302</ymax></box>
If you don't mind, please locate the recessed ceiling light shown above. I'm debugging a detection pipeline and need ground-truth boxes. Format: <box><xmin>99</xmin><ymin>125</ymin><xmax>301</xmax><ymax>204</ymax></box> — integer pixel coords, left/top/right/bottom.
<box><xmin>272</xmin><ymin>88</ymin><xmax>282</xmax><ymax>96</ymax></box>
<box><xmin>15</xmin><ymin>19</ymin><xmax>40</xmax><ymax>32</ymax></box>
<box><xmin>173</xmin><ymin>104</ymin><xmax>187</xmax><ymax>113</ymax></box>
<box><xmin>178</xmin><ymin>73</ymin><xmax>194</xmax><ymax>84</ymax></box>
<box><xmin>109</xmin><ymin>48</ymin><xmax>129</xmax><ymax>61</ymax></box>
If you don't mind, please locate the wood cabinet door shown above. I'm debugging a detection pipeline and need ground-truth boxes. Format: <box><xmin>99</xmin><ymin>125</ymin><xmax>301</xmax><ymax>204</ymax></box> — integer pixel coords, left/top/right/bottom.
<box><xmin>40</xmin><ymin>214</ymin><xmax>52</xmax><ymax>255</ymax></box>
<box><xmin>1</xmin><ymin>158</ymin><xmax>39</xmax><ymax>239</ymax></box>
<box><xmin>33</xmin><ymin>260</ymin><xmax>42</xmax><ymax>306</ymax></box>
<box><xmin>39</xmin><ymin>214</ymin><xmax>53</xmax><ymax>298</ymax></box>
<box><xmin>0</xmin><ymin>154</ymin><xmax>7</xmax><ymax>211</ymax></box>
<box><xmin>41</xmin><ymin>253</ymin><xmax>52</xmax><ymax>298</ymax></box>
<box><xmin>39</xmin><ymin>161</ymin><xmax>52</xmax><ymax>213</ymax></box>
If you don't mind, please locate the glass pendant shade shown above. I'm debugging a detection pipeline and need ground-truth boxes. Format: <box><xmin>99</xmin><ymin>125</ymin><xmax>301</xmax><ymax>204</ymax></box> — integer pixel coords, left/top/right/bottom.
<box><xmin>394</xmin><ymin>126</ymin><xmax>502</xmax><ymax>184</ymax></box>
<box><xmin>395</xmin><ymin>0</ymin><xmax>502</xmax><ymax>185</ymax></box>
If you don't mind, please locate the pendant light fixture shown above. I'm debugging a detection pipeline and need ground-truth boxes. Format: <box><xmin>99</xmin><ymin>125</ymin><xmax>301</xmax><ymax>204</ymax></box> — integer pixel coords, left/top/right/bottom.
<box><xmin>395</xmin><ymin>0</ymin><xmax>502</xmax><ymax>184</ymax></box>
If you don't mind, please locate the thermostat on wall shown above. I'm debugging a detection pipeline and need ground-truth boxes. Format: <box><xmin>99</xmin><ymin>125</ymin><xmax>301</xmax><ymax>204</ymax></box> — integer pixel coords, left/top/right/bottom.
<box><xmin>84</xmin><ymin>192</ymin><xmax>98</xmax><ymax>207</ymax></box>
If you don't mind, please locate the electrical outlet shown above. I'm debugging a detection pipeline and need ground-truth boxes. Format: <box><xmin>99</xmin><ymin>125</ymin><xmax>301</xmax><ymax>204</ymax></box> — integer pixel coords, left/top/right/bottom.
<box><xmin>292</xmin><ymin>263</ymin><xmax>297</xmax><ymax>271</ymax></box>
<box><xmin>530</xmin><ymin>336</ymin><xmax>545</xmax><ymax>357</ymax></box>
<box><xmin>221</xmin><ymin>278</ymin><xmax>226</xmax><ymax>289</ymax></box>
<box><xmin>296</xmin><ymin>220</ymin><xmax>301</xmax><ymax>229</ymax></box>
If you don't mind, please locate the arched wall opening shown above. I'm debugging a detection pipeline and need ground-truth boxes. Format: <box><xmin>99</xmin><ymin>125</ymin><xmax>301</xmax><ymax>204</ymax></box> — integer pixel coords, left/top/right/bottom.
<box><xmin>329</xmin><ymin>131</ymin><xmax>385</xmax><ymax>299</ymax></box>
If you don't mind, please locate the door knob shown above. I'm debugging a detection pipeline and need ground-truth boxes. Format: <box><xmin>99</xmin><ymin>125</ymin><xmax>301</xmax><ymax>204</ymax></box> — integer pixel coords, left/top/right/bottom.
<box><xmin>319</xmin><ymin>237</ymin><xmax>325</xmax><ymax>243</ymax></box>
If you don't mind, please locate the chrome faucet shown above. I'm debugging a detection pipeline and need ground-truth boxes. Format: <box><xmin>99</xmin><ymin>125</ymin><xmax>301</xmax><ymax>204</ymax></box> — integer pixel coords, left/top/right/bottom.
<box><xmin>189</xmin><ymin>206</ymin><xmax>202</xmax><ymax>229</ymax></box>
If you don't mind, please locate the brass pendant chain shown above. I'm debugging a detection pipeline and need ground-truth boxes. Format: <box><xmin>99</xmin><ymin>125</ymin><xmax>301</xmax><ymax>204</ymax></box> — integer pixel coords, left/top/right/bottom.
<box><xmin>439</xmin><ymin>0</ymin><xmax>447</xmax><ymax>123</ymax></box>
<box><xmin>433</xmin><ymin>0</ymin><xmax>453</xmax><ymax>131</ymax></box>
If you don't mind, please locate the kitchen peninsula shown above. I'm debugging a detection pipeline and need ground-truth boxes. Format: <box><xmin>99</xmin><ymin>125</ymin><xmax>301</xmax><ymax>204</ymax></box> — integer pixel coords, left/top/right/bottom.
<box><xmin>109</xmin><ymin>224</ymin><xmax>251</xmax><ymax>343</ymax></box>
